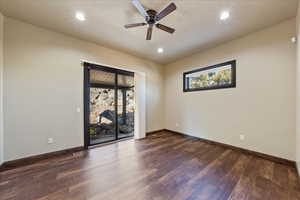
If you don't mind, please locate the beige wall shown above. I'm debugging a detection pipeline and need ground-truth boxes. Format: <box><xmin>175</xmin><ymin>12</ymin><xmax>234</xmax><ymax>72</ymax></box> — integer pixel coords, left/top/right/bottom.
<box><xmin>3</xmin><ymin>17</ymin><xmax>164</xmax><ymax>161</ymax></box>
<box><xmin>164</xmin><ymin>19</ymin><xmax>296</xmax><ymax>160</ymax></box>
<box><xmin>0</xmin><ymin>12</ymin><xmax>3</xmax><ymax>164</ymax></box>
<box><xmin>296</xmin><ymin>3</ymin><xmax>300</xmax><ymax>171</ymax></box>
<box><xmin>2</xmin><ymin>15</ymin><xmax>297</xmax><ymax>162</ymax></box>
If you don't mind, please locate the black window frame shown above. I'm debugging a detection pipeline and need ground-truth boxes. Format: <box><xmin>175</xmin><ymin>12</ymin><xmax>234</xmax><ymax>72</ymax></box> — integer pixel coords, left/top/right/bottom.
<box><xmin>183</xmin><ymin>60</ymin><xmax>236</xmax><ymax>92</ymax></box>
<box><xmin>83</xmin><ymin>62</ymin><xmax>134</xmax><ymax>148</ymax></box>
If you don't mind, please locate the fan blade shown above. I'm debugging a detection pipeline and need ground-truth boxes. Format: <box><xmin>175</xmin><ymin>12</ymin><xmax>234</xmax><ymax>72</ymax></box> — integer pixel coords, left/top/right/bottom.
<box><xmin>156</xmin><ymin>3</ymin><xmax>177</xmax><ymax>21</ymax></box>
<box><xmin>146</xmin><ymin>26</ymin><xmax>153</xmax><ymax>40</ymax></box>
<box><xmin>156</xmin><ymin>24</ymin><xmax>175</xmax><ymax>34</ymax></box>
<box><xmin>124</xmin><ymin>23</ymin><xmax>147</xmax><ymax>28</ymax></box>
<box><xmin>132</xmin><ymin>0</ymin><xmax>149</xmax><ymax>19</ymax></box>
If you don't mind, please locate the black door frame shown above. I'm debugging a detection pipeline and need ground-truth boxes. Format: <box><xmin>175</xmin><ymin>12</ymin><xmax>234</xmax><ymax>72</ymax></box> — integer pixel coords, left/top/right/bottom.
<box><xmin>83</xmin><ymin>62</ymin><xmax>134</xmax><ymax>148</ymax></box>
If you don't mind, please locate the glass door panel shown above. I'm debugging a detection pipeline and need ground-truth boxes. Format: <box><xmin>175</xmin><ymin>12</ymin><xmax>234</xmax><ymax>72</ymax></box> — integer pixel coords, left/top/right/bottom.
<box><xmin>89</xmin><ymin>87</ymin><xmax>116</xmax><ymax>145</ymax></box>
<box><xmin>117</xmin><ymin>88</ymin><xmax>134</xmax><ymax>139</ymax></box>
<box><xmin>117</xmin><ymin>74</ymin><xmax>134</xmax><ymax>139</ymax></box>
<box><xmin>88</xmin><ymin>69</ymin><xmax>117</xmax><ymax>145</ymax></box>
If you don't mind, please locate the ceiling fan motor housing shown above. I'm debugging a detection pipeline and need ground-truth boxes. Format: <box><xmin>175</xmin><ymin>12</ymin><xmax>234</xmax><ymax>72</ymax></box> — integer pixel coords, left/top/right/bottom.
<box><xmin>146</xmin><ymin>10</ymin><xmax>157</xmax><ymax>24</ymax></box>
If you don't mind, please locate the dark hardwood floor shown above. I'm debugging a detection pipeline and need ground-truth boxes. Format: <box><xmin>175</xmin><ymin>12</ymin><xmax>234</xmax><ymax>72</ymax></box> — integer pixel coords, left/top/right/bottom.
<box><xmin>0</xmin><ymin>131</ymin><xmax>300</xmax><ymax>200</ymax></box>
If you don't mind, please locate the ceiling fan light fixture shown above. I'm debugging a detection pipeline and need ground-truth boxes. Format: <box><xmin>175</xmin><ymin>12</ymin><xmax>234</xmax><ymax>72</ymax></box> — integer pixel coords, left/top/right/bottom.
<box><xmin>125</xmin><ymin>0</ymin><xmax>177</xmax><ymax>40</ymax></box>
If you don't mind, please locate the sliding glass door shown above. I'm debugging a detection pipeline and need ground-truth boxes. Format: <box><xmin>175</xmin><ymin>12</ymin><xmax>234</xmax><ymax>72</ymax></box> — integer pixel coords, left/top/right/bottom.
<box><xmin>117</xmin><ymin>74</ymin><xmax>135</xmax><ymax>139</ymax></box>
<box><xmin>84</xmin><ymin>63</ymin><xmax>135</xmax><ymax>147</ymax></box>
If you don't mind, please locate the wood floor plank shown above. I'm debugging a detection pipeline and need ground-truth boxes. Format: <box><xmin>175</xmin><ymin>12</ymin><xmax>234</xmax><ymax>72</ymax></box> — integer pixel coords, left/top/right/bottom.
<box><xmin>0</xmin><ymin>131</ymin><xmax>299</xmax><ymax>200</ymax></box>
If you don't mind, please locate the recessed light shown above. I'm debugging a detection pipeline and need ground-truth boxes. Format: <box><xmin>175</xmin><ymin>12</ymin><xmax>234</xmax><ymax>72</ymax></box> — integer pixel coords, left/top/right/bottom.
<box><xmin>157</xmin><ymin>48</ymin><xmax>164</xmax><ymax>53</ymax></box>
<box><xmin>76</xmin><ymin>12</ymin><xmax>86</xmax><ymax>21</ymax></box>
<box><xmin>220</xmin><ymin>11</ymin><xmax>230</xmax><ymax>21</ymax></box>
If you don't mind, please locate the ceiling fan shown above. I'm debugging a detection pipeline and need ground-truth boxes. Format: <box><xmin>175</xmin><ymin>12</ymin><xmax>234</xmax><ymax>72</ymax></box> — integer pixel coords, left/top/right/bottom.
<box><xmin>124</xmin><ymin>0</ymin><xmax>177</xmax><ymax>40</ymax></box>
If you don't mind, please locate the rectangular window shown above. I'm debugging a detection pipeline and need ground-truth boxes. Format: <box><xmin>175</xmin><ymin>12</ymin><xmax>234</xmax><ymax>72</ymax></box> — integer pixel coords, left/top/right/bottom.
<box><xmin>183</xmin><ymin>60</ymin><xmax>236</xmax><ymax>92</ymax></box>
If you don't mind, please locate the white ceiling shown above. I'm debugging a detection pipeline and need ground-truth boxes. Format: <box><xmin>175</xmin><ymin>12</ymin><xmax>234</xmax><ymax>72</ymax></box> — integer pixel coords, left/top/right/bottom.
<box><xmin>0</xmin><ymin>0</ymin><xmax>298</xmax><ymax>64</ymax></box>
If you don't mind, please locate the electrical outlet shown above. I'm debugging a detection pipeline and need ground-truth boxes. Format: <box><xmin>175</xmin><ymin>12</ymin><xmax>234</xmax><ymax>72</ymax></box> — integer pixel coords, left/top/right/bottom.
<box><xmin>239</xmin><ymin>135</ymin><xmax>245</xmax><ymax>141</ymax></box>
<box><xmin>175</xmin><ymin>123</ymin><xmax>179</xmax><ymax>127</ymax></box>
<box><xmin>76</xmin><ymin>107</ymin><xmax>81</xmax><ymax>113</ymax></box>
<box><xmin>48</xmin><ymin>138</ymin><xmax>54</xmax><ymax>144</ymax></box>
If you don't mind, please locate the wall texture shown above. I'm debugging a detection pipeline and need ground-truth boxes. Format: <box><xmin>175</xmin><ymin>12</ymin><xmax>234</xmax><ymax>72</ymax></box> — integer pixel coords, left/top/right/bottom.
<box><xmin>164</xmin><ymin>19</ymin><xmax>296</xmax><ymax>160</ymax></box>
<box><xmin>0</xmin><ymin>12</ymin><xmax>3</xmax><ymax>165</ymax></box>
<box><xmin>3</xmin><ymin>17</ymin><xmax>164</xmax><ymax>161</ymax></box>
<box><xmin>296</xmin><ymin>3</ymin><xmax>300</xmax><ymax>171</ymax></box>
<box><xmin>3</xmin><ymin>16</ymin><xmax>297</xmax><ymax>162</ymax></box>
